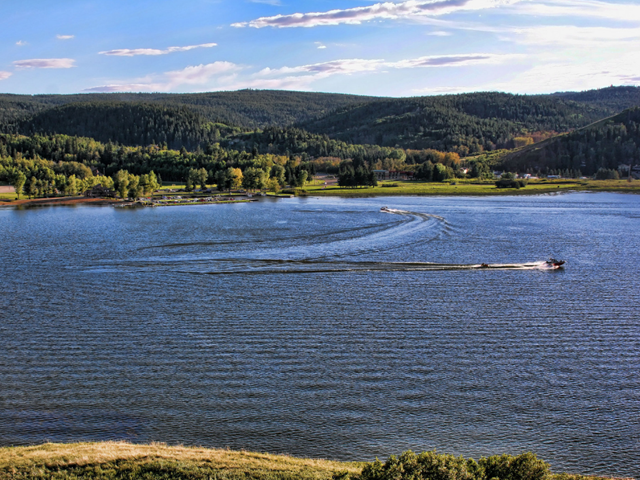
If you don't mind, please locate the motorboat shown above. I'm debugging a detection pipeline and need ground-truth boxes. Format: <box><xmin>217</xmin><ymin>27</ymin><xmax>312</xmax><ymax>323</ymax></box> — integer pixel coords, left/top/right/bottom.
<box><xmin>546</xmin><ymin>258</ymin><xmax>566</xmax><ymax>268</ymax></box>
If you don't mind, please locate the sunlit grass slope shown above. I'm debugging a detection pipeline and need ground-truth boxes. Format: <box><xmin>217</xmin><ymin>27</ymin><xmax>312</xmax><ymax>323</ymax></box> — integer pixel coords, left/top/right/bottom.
<box><xmin>0</xmin><ymin>442</ymin><xmax>363</xmax><ymax>479</ymax></box>
<box><xmin>0</xmin><ymin>442</ymin><xmax>629</xmax><ymax>480</ymax></box>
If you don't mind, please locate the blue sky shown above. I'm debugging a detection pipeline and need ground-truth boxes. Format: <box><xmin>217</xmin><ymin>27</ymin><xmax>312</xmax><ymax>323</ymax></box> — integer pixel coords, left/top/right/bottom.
<box><xmin>1</xmin><ymin>0</ymin><xmax>639</xmax><ymax>96</ymax></box>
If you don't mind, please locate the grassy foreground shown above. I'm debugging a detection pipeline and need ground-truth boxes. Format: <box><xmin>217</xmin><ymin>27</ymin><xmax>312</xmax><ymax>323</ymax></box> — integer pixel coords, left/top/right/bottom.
<box><xmin>0</xmin><ymin>442</ymin><xmax>363</xmax><ymax>479</ymax></box>
<box><xmin>0</xmin><ymin>442</ymin><xmax>628</xmax><ymax>480</ymax></box>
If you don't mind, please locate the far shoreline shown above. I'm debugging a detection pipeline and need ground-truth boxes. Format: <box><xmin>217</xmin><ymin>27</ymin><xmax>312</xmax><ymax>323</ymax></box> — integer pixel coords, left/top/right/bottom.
<box><xmin>0</xmin><ymin>179</ymin><xmax>638</xmax><ymax>208</ymax></box>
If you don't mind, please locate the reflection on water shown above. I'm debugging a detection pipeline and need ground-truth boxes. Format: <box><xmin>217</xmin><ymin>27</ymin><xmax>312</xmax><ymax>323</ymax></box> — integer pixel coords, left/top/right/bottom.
<box><xmin>0</xmin><ymin>193</ymin><xmax>639</xmax><ymax>477</ymax></box>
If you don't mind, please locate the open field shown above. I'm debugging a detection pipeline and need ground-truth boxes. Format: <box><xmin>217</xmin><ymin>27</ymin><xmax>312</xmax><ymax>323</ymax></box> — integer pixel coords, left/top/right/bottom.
<box><xmin>0</xmin><ymin>442</ymin><xmax>627</xmax><ymax>480</ymax></box>
<box><xmin>302</xmin><ymin>179</ymin><xmax>640</xmax><ymax>197</ymax></box>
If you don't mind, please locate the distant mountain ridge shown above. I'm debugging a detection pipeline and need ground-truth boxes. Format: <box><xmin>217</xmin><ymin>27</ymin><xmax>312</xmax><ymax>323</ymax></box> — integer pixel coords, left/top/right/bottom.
<box><xmin>1</xmin><ymin>86</ymin><xmax>639</xmax><ymax>155</ymax></box>
<box><xmin>0</xmin><ymin>90</ymin><xmax>378</xmax><ymax>129</ymax></box>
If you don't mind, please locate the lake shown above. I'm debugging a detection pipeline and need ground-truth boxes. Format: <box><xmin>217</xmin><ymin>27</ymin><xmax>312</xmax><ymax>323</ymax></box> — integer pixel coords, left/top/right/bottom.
<box><xmin>0</xmin><ymin>192</ymin><xmax>638</xmax><ymax>477</ymax></box>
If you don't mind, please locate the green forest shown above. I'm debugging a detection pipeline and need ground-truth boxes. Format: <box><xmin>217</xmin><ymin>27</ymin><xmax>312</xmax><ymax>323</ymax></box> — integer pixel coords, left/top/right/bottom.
<box><xmin>501</xmin><ymin>107</ymin><xmax>640</xmax><ymax>174</ymax></box>
<box><xmin>1</xmin><ymin>86</ymin><xmax>639</xmax><ymax>199</ymax></box>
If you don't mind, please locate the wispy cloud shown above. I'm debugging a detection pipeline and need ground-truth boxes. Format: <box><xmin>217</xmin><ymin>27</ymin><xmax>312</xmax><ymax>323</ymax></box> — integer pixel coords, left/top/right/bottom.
<box><xmin>509</xmin><ymin>0</ymin><xmax>640</xmax><ymax>22</ymax></box>
<box><xmin>427</xmin><ymin>30</ymin><xmax>452</xmax><ymax>36</ymax></box>
<box><xmin>164</xmin><ymin>61</ymin><xmax>239</xmax><ymax>85</ymax></box>
<box><xmin>84</xmin><ymin>52</ymin><xmax>509</xmax><ymax>93</ymax></box>
<box><xmin>84</xmin><ymin>61</ymin><xmax>241</xmax><ymax>92</ymax></box>
<box><xmin>0</xmin><ymin>72</ymin><xmax>13</xmax><ymax>81</ymax></box>
<box><xmin>505</xmin><ymin>25</ymin><xmax>640</xmax><ymax>46</ymax></box>
<box><xmin>232</xmin><ymin>0</ymin><xmax>520</xmax><ymax>28</ymax></box>
<box><xmin>13</xmin><ymin>58</ymin><xmax>76</xmax><ymax>69</ymax></box>
<box><xmin>83</xmin><ymin>83</ymin><xmax>165</xmax><ymax>93</ymax></box>
<box><xmin>261</xmin><ymin>53</ymin><xmax>509</xmax><ymax>77</ymax></box>
<box><xmin>413</xmin><ymin>85</ymin><xmax>474</xmax><ymax>94</ymax></box>
<box><xmin>56</xmin><ymin>34</ymin><xmax>75</xmax><ymax>40</ymax></box>
<box><xmin>99</xmin><ymin>42</ymin><xmax>217</xmax><ymax>56</ymax></box>
<box><xmin>445</xmin><ymin>49</ymin><xmax>640</xmax><ymax>95</ymax></box>
<box><xmin>16</xmin><ymin>40</ymin><xmax>27</xmax><ymax>46</ymax></box>
<box><xmin>315</xmin><ymin>42</ymin><xmax>327</xmax><ymax>49</ymax></box>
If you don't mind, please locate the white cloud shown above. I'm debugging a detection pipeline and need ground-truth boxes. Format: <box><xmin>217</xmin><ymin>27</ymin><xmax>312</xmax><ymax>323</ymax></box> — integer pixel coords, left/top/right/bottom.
<box><xmin>505</xmin><ymin>25</ymin><xmax>640</xmax><ymax>46</ymax></box>
<box><xmin>100</xmin><ymin>43</ymin><xmax>217</xmax><ymax>56</ymax></box>
<box><xmin>260</xmin><ymin>53</ymin><xmax>510</xmax><ymax>78</ymax></box>
<box><xmin>56</xmin><ymin>34</ymin><xmax>74</xmax><ymax>40</ymax></box>
<box><xmin>427</xmin><ymin>30</ymin><xmax>452</xmax><ymax>35</ymax></box>
<box><xmin>84</xmin><ymin>52</ymin><xmax>511</xmax><ymax>93</ymax></box>
<box><xmin>0</xmin><ymin>71</ymin><xmax>13</xmax><ymax>80</ymax></box>
<box><xmin>315</xmin><ymin>42</ymin><xmax>328</xmax><ymax>49</ymax></box>
<box><xmin>84</xmin><ymin>61</ymin><xmax>242</xmax><ymax>92</ymax></box>
<box><xmin>83</xmin><ymin>83</ymin><xmax>165</xmax><ymax>93</ymax></box>
<box><xmin>16</xmin><ymin>40</ymin><xmax>27</xmax><ymax>46</ymax></box>
<box><xmin>164</xmin><ymin>61</ymin><xmax>240</xmax><ymax>85</ymax></box>
<box><xmin>509</xmin><ymin>0</ymin><xmax>640</xmax><ymax>23</ymax></box>
<box><xmin>232</xmin><ymin>0</ymin><xmax>521</xmax><ymax>28</ymax></box>
<box><xmin>395</xmin><ymin>53</ymin><xmax>507</xmax><ymax>67</ymax></box>
<box><xmin>451</xmin><ymin>49</ymin><xmax>640</xmax><ymax>94</ymax></box>
<box><xmin>13</xmin><ymin>58</ymin><xmax>76</xmax><ymax>69</ymax></box>
<box><xmin>413</xmin><ymin>85</ymin><xmax>475</xmax><ymax>94</ymax></box>
<box><xmin>232</xmin><ymin>0</ymin><xmax>640</xmax><ymax>29</ymax></box>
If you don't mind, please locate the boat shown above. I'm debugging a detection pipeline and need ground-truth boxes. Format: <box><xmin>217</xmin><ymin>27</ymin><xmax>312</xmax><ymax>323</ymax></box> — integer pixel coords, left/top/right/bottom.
<box><xmin>546</xmin><ymin>258</ymin><xmax>566</xmax><ymax>268</ymax></box>
<box><xmin>380</xmin><ymin>206</ymin><xmax>391</xmax><ymax>212</ymax></box>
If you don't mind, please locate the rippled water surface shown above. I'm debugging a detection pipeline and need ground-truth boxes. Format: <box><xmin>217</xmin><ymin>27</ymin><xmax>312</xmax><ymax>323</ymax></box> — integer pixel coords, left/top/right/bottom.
<box><xmin>1</xmin><ymin>193</ymin><xmax>639</xmax><ymax>477</ymax></box>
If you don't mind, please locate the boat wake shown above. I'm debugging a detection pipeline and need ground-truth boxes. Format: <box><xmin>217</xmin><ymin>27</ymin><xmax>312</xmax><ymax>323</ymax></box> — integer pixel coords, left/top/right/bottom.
<box><xmin>82</xmin><ymin>207</ymin><xmax>564</xmax><ymax>276</ymax></box>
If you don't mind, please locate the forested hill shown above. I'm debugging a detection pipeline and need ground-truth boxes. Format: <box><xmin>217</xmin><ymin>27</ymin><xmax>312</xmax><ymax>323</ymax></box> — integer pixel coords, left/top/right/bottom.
<box><xmin>298</xmin><ymin>91</ymin><xmax>639</xmax><ymax>153</ymax></box>
<box><xmin>9</xmin><ymin>102</ymin><xmax>241</xmax><ymax>150</ymax></box>
<box><xmin>552</xmin><ymin>86</ymin><xmax>640</xmax><ymax>113</ymax></box>
<box><xmin>0</xmin><ymin>90</ymin><xmax>377</xmax><ymax>129</ymax></box>
<box><xmin>500</xmin><ymin>107</ymin><xmax>640</xmax><ymax>174</ymax></box>
<box><xmin>2</xmin><ymin>86</ymin><xmax>640</xmax><ymax>155</ymax></box>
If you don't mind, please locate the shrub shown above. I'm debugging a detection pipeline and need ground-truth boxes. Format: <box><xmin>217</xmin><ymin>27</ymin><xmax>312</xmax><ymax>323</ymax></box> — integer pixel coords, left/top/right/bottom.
<box><xmin>480</xmin><ymin>453</ymin><xmax>550</xmax><ymax>480</ymax></box>
<box><xmin>495</xmin><ymin>179</ymin><xmax>527</xmax><ymax>188</ymax></box>
<box><xmin>354</xmin><ymin>450</ymin><xmax>479</xmax><ymax>480</ymax></box>
<box><xmin>341</xmin><ymin>451</ymin><xmax>550</xmax><ymax>480</ymax></box>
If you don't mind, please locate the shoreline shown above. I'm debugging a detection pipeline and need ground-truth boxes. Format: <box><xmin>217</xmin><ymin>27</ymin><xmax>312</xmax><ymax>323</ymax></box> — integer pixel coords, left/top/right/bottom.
<box><xmin>0</xmin><ymin>196</ymin><xmax>122</xmax><ymax>208</ymax></box>
<box><xmin>0</xmin><ymin>182</ymin><xmax>638</xmax><ymax>209</ymax></box>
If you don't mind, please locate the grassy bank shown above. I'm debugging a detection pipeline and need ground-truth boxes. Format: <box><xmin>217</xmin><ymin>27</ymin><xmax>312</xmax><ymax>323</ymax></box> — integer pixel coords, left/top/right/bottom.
<box><xmin>0</xmin><ymin>442</ymin><xmax>363</xmax><ymax>479</ymax></box>
<box><xmin>302</xmin><ymin>179</ymin><xmax>640</xmax><ymax>197</ymax></box>
<box><xmin>0</xmin><ymin>442</ymin><xmax>627</xmax><ymax>480</ymax></box>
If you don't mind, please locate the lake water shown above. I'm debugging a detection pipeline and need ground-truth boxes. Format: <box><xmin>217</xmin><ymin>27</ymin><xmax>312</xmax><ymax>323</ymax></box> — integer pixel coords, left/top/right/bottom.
<box><xmin>1</xmin><ymin>192</ymin><xmax>638</xmax><ymax>477</ymax></box>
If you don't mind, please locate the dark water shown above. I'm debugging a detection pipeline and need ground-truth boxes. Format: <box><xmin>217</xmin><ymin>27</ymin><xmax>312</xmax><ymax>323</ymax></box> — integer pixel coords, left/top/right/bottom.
<box><xmin>1</xmin><ymin>192</ymin><xmax>639</xmax><ymax>477</ymax></box>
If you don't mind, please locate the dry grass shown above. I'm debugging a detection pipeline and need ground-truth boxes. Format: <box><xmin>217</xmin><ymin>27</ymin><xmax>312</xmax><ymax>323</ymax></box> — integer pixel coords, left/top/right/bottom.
<box><xmin>0</xmin><ymin>443</ymin><xmax>630</xmax><ymax>480</ymax></box>
<box><xmin>0</xmin><ymin>441</ymin><xmax>362</xmax><ymax>479</ymax></box>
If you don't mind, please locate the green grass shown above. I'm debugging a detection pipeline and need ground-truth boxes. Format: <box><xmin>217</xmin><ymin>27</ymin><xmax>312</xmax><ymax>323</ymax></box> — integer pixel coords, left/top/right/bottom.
<box><xmin>301</xmin><ymin>179</ymin><xmax>640</xmax><ymax>197</ymax></box>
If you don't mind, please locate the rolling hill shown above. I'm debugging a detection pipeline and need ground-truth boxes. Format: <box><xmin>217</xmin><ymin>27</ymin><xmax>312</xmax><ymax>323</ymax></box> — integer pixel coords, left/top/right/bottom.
<box><xmin>500</xmin><ymin>107</ymin><xmax>640</xmax><ymax>175</ymax></box>
<box><xmin>298</xmin><ymin>90</ymin><xmax>640</xmax><ymax>152</ymax></box>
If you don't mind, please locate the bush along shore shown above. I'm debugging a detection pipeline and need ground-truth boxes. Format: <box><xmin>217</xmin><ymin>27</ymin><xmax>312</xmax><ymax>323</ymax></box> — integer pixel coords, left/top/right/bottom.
<box><xmin>0</xmin><ymin>442</ymin><xmax>630</xmax><ymax>480</ymax></box>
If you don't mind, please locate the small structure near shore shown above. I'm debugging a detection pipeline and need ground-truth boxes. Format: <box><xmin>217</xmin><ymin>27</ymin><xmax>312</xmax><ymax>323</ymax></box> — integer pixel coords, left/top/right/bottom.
<box><xmin>84</xmin><ymin>184</ymin><xmax>116</xmax><ymax>198</ymax></box>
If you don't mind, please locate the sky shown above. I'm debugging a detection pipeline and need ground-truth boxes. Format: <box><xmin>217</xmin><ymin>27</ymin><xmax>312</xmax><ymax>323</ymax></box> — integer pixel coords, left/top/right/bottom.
<box><xmin>1</xmin><ymin>0</ymin><xmax>639</xmax><ymax>97</ymax></box>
